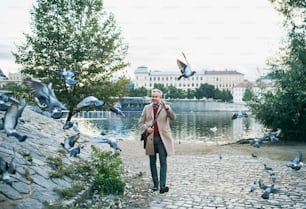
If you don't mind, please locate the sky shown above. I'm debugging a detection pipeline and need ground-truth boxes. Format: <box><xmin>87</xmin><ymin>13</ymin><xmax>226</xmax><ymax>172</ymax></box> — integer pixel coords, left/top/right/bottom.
<box><xmin>0</xmin><ymin>0</ymin><xmax>285</xmax><ymax>81</ymax></box>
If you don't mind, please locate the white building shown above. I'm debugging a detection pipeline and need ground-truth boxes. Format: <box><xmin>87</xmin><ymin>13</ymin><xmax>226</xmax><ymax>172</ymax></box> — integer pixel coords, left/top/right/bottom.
<box><xmin>134</xmin><ymin>66</ymin><xmax>244</xmax><ymax>93</ymax></box>
<box><xmin>233</xmin><ymin>80</ymin><xmax>275</xmax><ymax>104</ymax></box>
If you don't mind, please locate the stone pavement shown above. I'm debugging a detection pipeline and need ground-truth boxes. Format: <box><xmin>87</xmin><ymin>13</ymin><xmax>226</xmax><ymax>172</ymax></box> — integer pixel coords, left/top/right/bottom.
<box><xmin>120</xmin><ymin>141</ymin><xmax>306</xmax><ymax>209</ymax></box>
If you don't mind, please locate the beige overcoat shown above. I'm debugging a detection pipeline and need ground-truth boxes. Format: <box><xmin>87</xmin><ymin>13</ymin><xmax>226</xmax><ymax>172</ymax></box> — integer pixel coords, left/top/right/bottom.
<box><xmin>138</xmin><ymin>104</ymin><xmax>176</xmax><ymax>155</ymax></box>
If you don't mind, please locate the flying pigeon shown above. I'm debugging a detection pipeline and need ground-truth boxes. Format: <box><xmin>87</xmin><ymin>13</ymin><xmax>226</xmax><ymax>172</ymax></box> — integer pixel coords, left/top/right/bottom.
<box><xmin>94</xmin><ymin>133</ymin><xmax>121</xmax><ymax>151</ymax></box>
<box><xmin>176</xmin><ymin>52</ymin><xmax>196</xmax><ymax>80</ymax></box>
<box><xmin>261</xmin><ymin>129</ymin><xmax>281</xmax><ymax>142</ymax></box>
<box><xmin>0</xmin><ymin>68</ymin><xmax>8</xmax><ymax>80</ymax></box>
<box><xmin>75</xmin><ymin>96</ymin><xmax>105</xmax><ymax>110</ymax></box>
<box><xmin>109</xmin><ymin>102</ymin><xmax>126</xmax><ymax>117</ymax></box>
<box><xmin>231</xmin><ymin>111</ymin><xmax>248</xmax><ymax>120</ymax></box>
<box><xmin>58</xmin><ymin>69</ymin><xmax>77</xmax><ymax>85</ymax></box>
<box><xmin>3</xmin><ymin>101</ymin><xmax>27</xmax><ymax>142</ymax></box>
<box><xmin>287</xmin><ymin>152</ymin><xmax>303</xmax><ymax>171</ymax></box>
<box><xmin>22</xmin><ymin>77</ymin><xmax>66</xmax><ymax>112</ymax></box>
<box><xmin>0</xmin><ymin>93</ymin><xmax>20</xmax><ymax>111</ymax></box>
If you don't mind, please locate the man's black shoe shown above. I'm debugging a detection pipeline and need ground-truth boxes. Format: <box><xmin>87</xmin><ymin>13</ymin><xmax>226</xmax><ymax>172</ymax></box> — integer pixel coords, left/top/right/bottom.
<box><xmin>152</xmin><ymin>186</ymin><xmax>158</xmax><ymax>192</ymax></box>
<box><xmin>159</xmin><ymin>186</ymin><xmax>169</xmax><ymax>194</ymax></box>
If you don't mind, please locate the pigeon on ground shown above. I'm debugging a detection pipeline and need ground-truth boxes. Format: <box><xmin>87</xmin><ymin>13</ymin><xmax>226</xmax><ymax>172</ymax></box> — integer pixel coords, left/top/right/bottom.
<box><xmin>0</xmin><ymin>93</ymin><xmax>20</xmax><ymax>111</ymax></box>
<box><xmin>58</xmin><ymin>69</ymin><xmax>77</xmax><ymax>85</ymax></box>
<box><xmin>60</xmin><ymin>133</ymin><xmax>80</xmax><ymax>157</ymax></box>
<box><xmin>261</xmin><ymin>185</ymin><xmax>273</xmax><ymax>199</ymax></box>
<box><xmin>63</xmin><ymin>121</ymin><xmax>79</xmax><ymax>132</ymax></box>
<box><xmin>23</xmin><ymin>77</ymin><xmax>66</xmax><ymax>112</ymax></box>
<box><xmin>258</xmin><ymin>179</ymin><xmax>268</xmax><ymax>190</ymax></box>
<box><xmin>69</xmin><ymin>147</ymin><xmax>81</xmax><ymax>157</ymax></box>
<box><xmin>75</xmin><ymin>96</ymin><xmax>105</xmax><ymax>110</ymax></box>
<box><xmin>7</xmin><ymin>148</ymin><xmax>16</xmax><ymax>175</ymax></box>
<box><xmin>176</xmin><ymin>52</ymin><xmax>196</xmax><ymax>80</ymax></box>
<box><xmin>271</xmin><ymin>174</ymin><xmax>276</xmax><ymax>183</ymax></box>
<box><xmin>286</xmin><ymin>152</ymin><xmax>303</xmax><ymax>171</ymax></box>
<box><xmin>94</xmin><ymin>133</ymin><xmax>121</xmax><ymax>151</ymax></box>
<box><xmin>3</xmin><ymin>101</ymin><xmax>27</xmax><ymax>142</ymax></box>
<box><xmin>50</xmin><ymin>108</ymin><xmax>64</xmax><ymax>119</ymax></box>
<box><xmin>249</xmin><ymin>140</ymin><xmax>264</xmax><ymax>148</ymax></box>
<box><xmin>249</xmin><ymin>181</ymin><xmax>257</xmax><ymax>192</ymax></box>
<box><xmin>264</xmin><ymin>164</ymin><xmax>273</xmax><ymax>171</ymax></box>
<box><xmin>0</xmin><ymin>157</ymin><xmax>13</xmax><ymax>186</ymax></box>
<box><xmin>251</xmin><ymin>153</ymin><xmax>257</xmax><ymax>158</ymax></box>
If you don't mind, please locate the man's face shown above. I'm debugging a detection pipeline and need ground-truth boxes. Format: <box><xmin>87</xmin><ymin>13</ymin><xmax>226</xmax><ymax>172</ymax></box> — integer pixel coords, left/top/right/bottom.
<box><xmin>152</xmin><ymin>92</ymin><xmax>162</xmax><ymax>104</ymax></box>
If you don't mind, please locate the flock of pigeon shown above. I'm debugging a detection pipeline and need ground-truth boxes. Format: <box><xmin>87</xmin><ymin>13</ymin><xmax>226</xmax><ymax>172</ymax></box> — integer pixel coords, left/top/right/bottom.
<box><xmin>0</xmin><ymin>69</ymin><xmax>125</xmax><ymax>186</ymax></box>
<box><xmin>248</xmin><ymin>151</ymin><xmax>303</xmax><ymax>200</ymax></box>
<box><xmin>244</xmin><ymin>120</ymin><xmax>303</xmax><ymax>200</ymax></box>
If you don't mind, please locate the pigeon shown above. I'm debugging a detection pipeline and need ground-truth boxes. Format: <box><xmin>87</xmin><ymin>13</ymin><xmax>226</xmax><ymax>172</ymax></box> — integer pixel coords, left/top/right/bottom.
<box><xmin>0</xmin><ymin>93</ymin><xmax>20</xmax><ymax>111</ymax></box>
<box><xmin>8</xmin><ymin>148</ymin><xmax>16</xmax><ymax>175</ymax></box>
<box><xmin>0</xmin><ymin>157</ymin><xmax>13</xmax><ymax>186</ymax></box>
<box><xmin>61</xmin><ymin>133</ymin><xmax>80</xmax><ymax>157</ymax></box>
<box><xmin>69</xmin><ymin>147</ymin><xmax>81</xmax><ymax>157</ymax></box>
<box><xmin>22</xmin><ymin>77</ymin><xmax>66</xmax><ymax>112</ymax></box>
<box><xmin>231</xmin><ymin>111</ymin><xmax>248</xmax><ymax>120</ymax></box>
<box><xmin>75</xmin><ymin>96</ymin><xmax>105</xmax><ymax>110</ymax></box>
<box><xmin>176</xmin><ymin>52</ymin><xmax>196</xmax><ymax>80</ymax></box>
<box><xmin>109</xmin><ymin>102</ymin><xmax>126</xmax><ymax>117</ymax></box>
<box><xmin>3</xmin><ymin>101</ymin><xmax>27</xmax><ymax>142</ymax></box>
<box><xmin>94</xmin><ymin>133</ymin><xmax>121</xmax><ymax>151</ymax></box>
<box><xmin>286</xmin><ymin>152</ymin><xmax>303</xmax><ymax>171</ymax></box>
<box><xmin>58</xmin><ymin>69</ymin><xmax>77</xmax><ymax>85</ymax></box>
<box><xmin>251</xmin><ymin>153</ymin><xmax>257</xmax><ymax>158</ymax></box>
<box><xmin>0</xmin><ymin>68</ymin><xmax>8</xmax><ymax>80</ymax></box>
<box><xmin>63</xmin><ymin>121</ymin><xmax>79</xmax><ymax>132</ymax></box>
<box><xmin>261</xmin><ymin>129</ymin><xmax>281</xmax><ymax>142</ymax></box>
<box><xmin>271</xmin><ymin>174</ymin><xmax>276</xmax><ymax>183</ymax></box>
<box><xmin>264</xmin><ymin>164</ymin><xmax>273</xmax><ymax>171</ymax></box>
<box><xmin>249</xmin><ymin>181</ymin><xmax>257</xmax><ymax>192</ymax></box>
<box><xmin>258</xmin><ymin>179</ymin><xmax>268</xmax><ymax>190</ymax></box>
<box><xmin>50</xmin><ymin>108</ymin><xmax>64</xmax><ymax>119</ymax></box>
<box><xmin>250</xmin><ymin>140</ymin><xmax>264</xmax><ymax>148</ymax></box>
<box><xmin>261</xmin><ymin>185</ymin><xmax>272</xmax><ymax>199</ymax></box>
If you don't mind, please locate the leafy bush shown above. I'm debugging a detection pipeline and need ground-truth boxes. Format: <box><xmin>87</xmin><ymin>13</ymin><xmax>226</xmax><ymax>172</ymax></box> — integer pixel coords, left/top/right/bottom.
<box><xmin>91</xmin><ymin>146</ymin><xmax>125</xmax><ymax>195</ymax></box>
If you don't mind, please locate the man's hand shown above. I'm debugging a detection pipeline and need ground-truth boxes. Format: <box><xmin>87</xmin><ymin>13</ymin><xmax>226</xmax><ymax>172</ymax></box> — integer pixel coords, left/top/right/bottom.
<box><xmin>160</xmin><ymin>100</ymin><xmax>170</xmax><ymax>110</ymax></box>
<box><xmin>147</xmin><ymin>127</ymin><xmax>154</xmax><ymax>133</ymax></box>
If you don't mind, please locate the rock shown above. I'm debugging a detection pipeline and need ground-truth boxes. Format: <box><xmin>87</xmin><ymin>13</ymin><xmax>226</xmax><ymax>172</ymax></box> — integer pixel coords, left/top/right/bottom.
<box><xmin>15</xmin><ymin>198</ymin><xmax>43</xmax><ymax>209</ymax></box>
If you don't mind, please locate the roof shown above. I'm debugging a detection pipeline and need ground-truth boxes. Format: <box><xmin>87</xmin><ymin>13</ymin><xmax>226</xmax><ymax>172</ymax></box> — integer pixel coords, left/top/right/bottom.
<box><xmin>134</xmin><ymin>66</ymin><xmax>149</xmax><ymax>73</ymax></box>
<box><xmin>204</xmin><ymin>70</ymin><xmax>244</xmax><ymax>75</ymax></box>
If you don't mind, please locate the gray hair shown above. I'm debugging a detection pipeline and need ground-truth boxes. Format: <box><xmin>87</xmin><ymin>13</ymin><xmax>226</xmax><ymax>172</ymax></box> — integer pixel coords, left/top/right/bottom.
<box><xmin>152</xmin><ymin>88</ymin><xmax>163</xmax><ymax>96</ymax></box>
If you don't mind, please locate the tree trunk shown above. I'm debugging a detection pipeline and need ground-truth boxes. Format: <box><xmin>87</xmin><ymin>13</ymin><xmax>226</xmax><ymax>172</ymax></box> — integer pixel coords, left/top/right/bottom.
<box><xmin>66</xmin><ymin>110</ymin><xmax>74</xmax><ymax>123</ymax></box>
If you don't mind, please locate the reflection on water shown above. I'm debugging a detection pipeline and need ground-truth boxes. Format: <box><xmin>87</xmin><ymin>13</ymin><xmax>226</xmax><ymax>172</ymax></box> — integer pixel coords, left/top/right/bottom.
<box><xmin>77</xmin><ymin>111</ymin><xmax>264</xmax><ymax>144</ymax></box>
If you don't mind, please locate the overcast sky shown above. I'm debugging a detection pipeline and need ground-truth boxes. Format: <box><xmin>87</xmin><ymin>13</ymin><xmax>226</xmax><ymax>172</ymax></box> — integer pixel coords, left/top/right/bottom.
<box><xmin>0</xmin><ymin>0</ymin><xmax>284</xmax><ymax>81</ymax></box>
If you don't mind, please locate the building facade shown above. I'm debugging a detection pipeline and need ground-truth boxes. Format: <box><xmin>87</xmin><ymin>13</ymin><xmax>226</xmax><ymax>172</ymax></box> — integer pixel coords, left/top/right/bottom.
<box><xmin>232</xmin><ymin>80</ymin><xmax>275</xmax><ymax>104</ymax></box>
<box><xmin>134</xmin><ymin>66</ymin><xmax>244</xmax><ymax>93</ymax></box>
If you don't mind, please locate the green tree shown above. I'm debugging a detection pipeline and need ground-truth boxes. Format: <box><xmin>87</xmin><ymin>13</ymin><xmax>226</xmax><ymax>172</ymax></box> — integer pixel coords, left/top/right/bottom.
<box><xmin>242</xmin><ymin>87</ymin><xmax>255</xmax><ymax>102</ymax></box>
<box><xmin>194</xmin><ymin>83</ymin><xmax>215</xmax><ymax>99</ymax></box>
<box><xmin>13</xmin><ymin>0</ymin><xmax>129</xmax><ymax>121</ymax></box>
<box><xmin>246</xmin><ymin>0</ymin><xmax>306</xmax><ymax>141</ymax></box>
<box><xmin>128</xmin><ymin>85</ymin><xmax>148</xmax><ymax>97</ymax></box>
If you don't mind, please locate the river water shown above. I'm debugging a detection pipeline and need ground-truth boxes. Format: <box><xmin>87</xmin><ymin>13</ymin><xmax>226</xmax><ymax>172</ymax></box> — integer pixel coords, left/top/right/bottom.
<box><xmin>76</xmin><ymin>111</ymin><xmax>264</xmax><ymax>144</ymax></box>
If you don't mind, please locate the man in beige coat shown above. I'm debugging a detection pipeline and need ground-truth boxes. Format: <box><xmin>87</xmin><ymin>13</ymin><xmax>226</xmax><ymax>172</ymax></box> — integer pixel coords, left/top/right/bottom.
<box><xmin>139</xmin><ymin>89</ymin><xmax>176</xmax><ymax>193</ymax></box>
